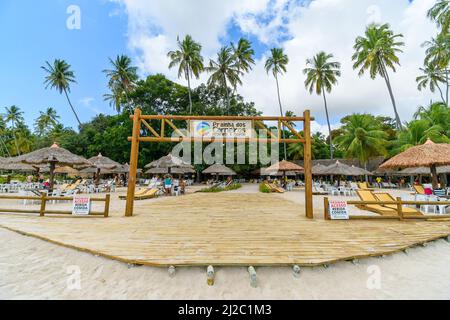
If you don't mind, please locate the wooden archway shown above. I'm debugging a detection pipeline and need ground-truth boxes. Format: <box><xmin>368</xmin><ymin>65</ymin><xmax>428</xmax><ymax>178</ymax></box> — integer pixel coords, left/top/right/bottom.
<box><xmin>125</xmin><ymin>108</ymin><xmax>314</xmax><ymax>219</ymax></box>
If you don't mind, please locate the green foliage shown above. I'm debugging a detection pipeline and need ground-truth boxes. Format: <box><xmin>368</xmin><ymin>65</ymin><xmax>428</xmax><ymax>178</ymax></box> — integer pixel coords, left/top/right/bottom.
<box><xmin>259</xmin><ymin>183</ymin><xmax>271</xmax><ymax>193</ymax></box>
<box><xmin>198</xmin><ymin>183</ymin><xmax>242</xmax><ymax>193</ymax></box>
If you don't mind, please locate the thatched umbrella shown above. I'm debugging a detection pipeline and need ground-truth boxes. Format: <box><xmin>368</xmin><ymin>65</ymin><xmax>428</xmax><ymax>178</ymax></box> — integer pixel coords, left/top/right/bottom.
<box><xmin>11</xmin><ymin>143</ymin><xmax>91</xmax><ymax>190</ymax></box>
<box><xmin>87</xmin><ymin>153</ymin><xmax>121</xmax><ymax>185</ymax></box>
<box><xmin>203</xmin><ymin>164</ymin><xmax>237</xmax><ymax>176</ymax></box>
<box><xmin>380</xmin><ymin>139</ymin><xmax>450</xmax><ymax>188</ymax></box>
<box><xmin>320</xmin><ymin>161</ymin><xmax>357</xmax><ymax>176</ymax></box>
<box><xmin>399</xmin><ymin>165</ymin><xmax>450</xmax><ymax>175</ymax></box>
<box><xmin>266</xmin><ymin>160</ymin><xmax>304</xmax><ymax>184</ymax></box>
<box><xmin>0</xmin><ymin>162</ymin><xmax>40</xmax><ymax>172</ymax></box>
<box><xmin>350</xmin><ymin>165</ymin><xmax>373</xmax><ymax>176</ymax></box>
<box><xmin>146</xmin><ymin>167</ymin><xmax>195</xmax><ymax>175</ymax></box>
<box><xmin>312</xmin><ymin>164</ymin><xmax>328</xmax><ymax>175</ymax></box>
<box><xmin>41</xmin><ymin>166</ymin><xmax>80</xmax><ymax>175</ymax></box>
<box><xmin>145</xmin><ymin>154</ymin><xmax>194</xmax><ymax>174</ymax></box>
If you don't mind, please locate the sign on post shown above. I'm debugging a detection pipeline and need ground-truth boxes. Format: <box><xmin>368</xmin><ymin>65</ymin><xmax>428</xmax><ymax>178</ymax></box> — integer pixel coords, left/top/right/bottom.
<box><xmin>190</xmin><ymin>120</ymin><xmax>253</xmax><ymax>139</ymax></box>
<box><xmin>72</xmin><ymin>197</ymin><xmax>91</xmax><ymax>216</ymax></box>
<box><xmin>329</xmin><ymin>200</ymin><xmax>349</xmax><ymax>220</ymax></box>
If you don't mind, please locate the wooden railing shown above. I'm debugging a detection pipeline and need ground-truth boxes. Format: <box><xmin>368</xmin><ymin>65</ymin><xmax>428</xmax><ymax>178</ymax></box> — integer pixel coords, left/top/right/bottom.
<box><xmin>324</xmin><ymin>197</ymin><xmax>450</xmax><ymax>221</ymax></box>
<box><xmin>0</xmin><ymin>193</ymin><xmax>110</xmax><ymax>218</ymax></box>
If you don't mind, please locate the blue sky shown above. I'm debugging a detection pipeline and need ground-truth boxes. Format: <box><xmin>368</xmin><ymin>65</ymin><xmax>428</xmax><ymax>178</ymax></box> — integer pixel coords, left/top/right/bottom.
<box><xmin>0</xmin><ymin>0</ymin><xmax>440</xmax><ymax>133</ymax></box>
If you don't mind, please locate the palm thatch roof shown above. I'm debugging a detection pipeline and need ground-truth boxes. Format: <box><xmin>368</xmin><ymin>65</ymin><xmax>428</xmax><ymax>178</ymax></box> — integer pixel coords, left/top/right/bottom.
<box><xmin>320</xmin><ymin>161</ymin><xmax>358</xmax><ymax>176</ymax></box>
<box><xmin>266</xmin><ymin>160</ymin><xmax>304</xmax><ymax>172</ymax></box>
<box><xmin>350</xmin><ymin>165</ymin><xmax>373</xmax><ymax>176</ymax></box>
<box><xmin>146</xmin><ymin>167</ymin><xmax>195</xmax><ymax>175</ymax></box>
<box><xmin>12</xmin><ymin>143</ymin><xmax>91</xmax><ymax>167</ymax></box>
<box><xmin>202</xmin><ymin>164</ymin><xmax>237</xmax><ymax>176</ymax></box>
<box><xmin>380</xmin><ymin>139</ymin><xmax>450</xmax><ymax>169</ymax></box>
<box><xmin>0</xmin><ymin>162</ymin><xmax>40</xmax><ymax>172</ymax></box>
<box><xmin>41</xmin><ymin>166</ymin><xmax>81</xmax><ymax>175</ymax></box>
<box><xmin>296</xmin><ymin>157</ymin><xmax>385</xmax><ymax>172</ymax></box>
<box><xmin>145</xmin><ymin>154</ymin><xmax>194</xmax><ymax>170</ymax></box>
<box><xmin>87</xmin><ymin>153</ymin><xmax>121</xmax><ymax>170</ymax></box>
<box><xmin>312</xmin><ymin>164</ymin><xmax>328</xmax><ymax>175</ymax></box>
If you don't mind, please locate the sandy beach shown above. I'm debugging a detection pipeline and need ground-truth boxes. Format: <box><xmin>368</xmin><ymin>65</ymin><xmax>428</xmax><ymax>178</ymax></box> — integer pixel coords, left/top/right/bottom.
<box><xmin>1</xmin><ymin>184</ymin><xmax>450</xmax><ymax>299</ymax></box>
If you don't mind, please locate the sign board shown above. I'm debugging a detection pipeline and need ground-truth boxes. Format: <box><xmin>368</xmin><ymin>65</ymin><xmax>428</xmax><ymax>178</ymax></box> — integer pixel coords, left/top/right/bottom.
<box><xmin>72</xmin><ymin>197</ymin><xmax>91</xmax><ymax>216</ymax></box>
<box><xmin>190</xmin><ymin>120</ymin><xmax>253</xmax><ymax>139</ymax></box>
<box><xmin>329</xmin><ymin>200</ymin><xmax>349</xmax><ymax>220</ymax></box>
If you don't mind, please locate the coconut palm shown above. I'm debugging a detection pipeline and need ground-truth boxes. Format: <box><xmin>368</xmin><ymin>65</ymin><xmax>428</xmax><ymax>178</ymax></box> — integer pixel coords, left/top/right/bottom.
<box><xmin>206</xmin><ymin>46</ymin><xmax>242</xmax><ymax>114</ymax></box>
<box><xmin>0</xmin><ymin>114</ymin><xmax>11</xmax><ymax>157</ymax></box>
<box><xmin>427</xmin><ymin>0</ymin><xmax>450</xmax><ymax>33</ymax></box>
<box><xmin>416</xmin><ymin>64</ymin><xmax>447</xmax><ymax>104</ymax></box>
<box><xmin>103</xmin><ymin>55</ymin><xmax>139</xmax><ymax>113</ymax></box>
<box><xmin>42</xmin><ymin>59</ymin><xmax>81</xmax><ymax>126</ymax></box>
<box><xmin>4</xmin><ymin>105</ymin><xmax>24</xmax><ymax>155</ymax></box>
<box><xmin>413</xmin><ymin>102</ymin><xmax>450</xmax><ymax>134</ymax></box>
<box><xmin>232</xmin><ymin>38</ymin><xmax>255</xmax><ymax>75</ymax></box>
<box><xmin>34</xmin><ymin>107</ymin><xmax>60</xmax><ymax>136</ymax></box>
<box><xmin>265</xmin><ymin>48</ymin><xmax>289</xmax><ymax>158</ymax></box>
<box><xmin>352</xmin><ymin>23</ymin><xmax>405</xmax><ymax>130</ymax></box>
<box><xmin>334</xmin><ymin>114</ymin><xmax>388</xmax><ymax>168</ymax></box>
<box><xmin>168</xmin><ymin>35</ymin><xmax>204</xmax><ymax>114</ymax></box>
<box><xmin>303</xmin><ymin>52</ymin><xmax>341</xmax><ymax>159</ymax></box>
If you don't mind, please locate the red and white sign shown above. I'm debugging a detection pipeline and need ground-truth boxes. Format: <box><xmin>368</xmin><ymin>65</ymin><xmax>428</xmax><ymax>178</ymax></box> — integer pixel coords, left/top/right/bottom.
<box><xmin>72</xmin><ymin>197</ymin><xmax>91</xmax><ymax>215</ymax></box>
<box><xmin>329</xmin><ymin>200</ymin><xmax>349</xmax><ymax>220</ymax></box>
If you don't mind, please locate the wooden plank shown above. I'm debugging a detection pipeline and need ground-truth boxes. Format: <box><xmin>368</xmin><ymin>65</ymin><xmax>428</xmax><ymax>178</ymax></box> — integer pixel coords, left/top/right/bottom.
<box><xmin>141</xmin><ymin>119</ymin><xmax>160</xmax><ymax>138</ymax></box>
<box><xmin>137</xmin><ymin>115</ymin><xmax>313</xmax><ymax>121</ymax></box>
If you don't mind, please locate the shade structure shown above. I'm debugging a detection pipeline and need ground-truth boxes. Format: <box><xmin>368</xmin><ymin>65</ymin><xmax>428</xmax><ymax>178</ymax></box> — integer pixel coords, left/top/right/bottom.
<box><xmin>258</xmin><ymin>167</ymin><xmax>283</xmax><ymax>176</ymax></box>
<box><xmin>146</xmin><ymin>167</ymin><xmax>195</xmax><ymax>175</ymax></box>
<box><xmin>145</xmin><ymin>154</ymin><xmax>194</xmax><ymax>175</ymax></box>
<box><xmin>266</xmin><ymin>160</ymin><xmax>304</xmax><ymax>173</ymax></box>
<box><xmin>0</xmin><ymin>162</ymin><xmax>40</xmax><ymax>172</ymax></box>
<box><xmin>41</xmin><ymin>166</ymin><xmax>80</xmax><ymax>175</ymax></box>
<box><xmin>399</xmin><ymin>166</ymin><xmax>450</xmax><ymax>175</ymax></box>
<box><xmin>380</xmin><ymin>139</ymin><xmax>450</xmax><ymax>188</ymax></box>
<box><xmin>350</xmin><ymin>165</ymin><xmax>373</xmax><ymax>176</ymax></box>
<box><xmin>320</xmin><ymin>161</ymin><xmax>359</xmax><ymax>176</ymax></box>
<box><xmin>312</xmin><ymin>164</ymin><xmax>328</xmax><ymax>175</ymax></box>
<box><xmin>11</xmin><ymin>143</ymin><xmax>91</xmax><ymax>190</ymax></box>
<box><xmin>86</xmin><ymin>153</ymin><xmax>122</xmax><ymax>184</ymax></box>
<box><xmin>202</xmin><ymin>164</ymin><xmax>237</xmax><ymax>176</ymax></box>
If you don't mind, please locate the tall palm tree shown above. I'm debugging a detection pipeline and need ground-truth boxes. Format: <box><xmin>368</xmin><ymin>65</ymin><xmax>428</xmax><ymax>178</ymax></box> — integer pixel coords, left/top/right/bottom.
<box><xmin>427</xmin><ymin>0</ymin><xmax>450</xmax><ymax>33</ymax></box>
<box><xmin>4</xmin><ymin>105</ymin><xmax>24</xmax><ymax>155</ymax></box>
<box><xmin>34</xmin><ymin>107</ymin><xmax>60</xmax><ymax>136</ymax></box>
<box><xmin>352</xmin><ymin>23</ymin><xmax>405</xmax><ymax>130</ymax></box>
<box><xmin>334</xmin><ymin>114</ymin><xmax>388</xmax><ymax>170</ymax></box>
<box><xmin>423</xmin><ymin>34</ymin><xmax>449</xmax><ymax>104</ymax></box>
<box><xmin>103</xmin><ymin>55</ymin><xmax>139</xmax><ymax>113</ymax></box>
<box><xmin>303</xmin><ymin>52</ymin><xmax>341</xmax><ymax>159</ymax></box>
<box><xmin>42</xmin><ymin>59</ymin><xmax>81</xmax><ymax>126</ymax></box>
<box><xmin>265</xmin><ymin>48</ymin><xmax>289</xmax><ymax>158</ymax></box>
<box><xmin>0</xmin><ymin>114</ymin><xmax>11</xmax><ymax>157</ymax></box>
<box><xmin>206</xmin><ymin>46</ymin><xmax>242</xmax><ymax>114</ymax></box>
<box><xmin>232</xmin><ymin>38</ymin><xmax>255</xmax><ymax>85</ymax></box>
<box><xmin>168</xmin><ymin>35</ymin><xmax>204</xmax><ymax>114</ymax></box>
<box><xmin>416</xmin><ymin>64</ymin><xmax>447</xmax><ymax>104</ymax></box>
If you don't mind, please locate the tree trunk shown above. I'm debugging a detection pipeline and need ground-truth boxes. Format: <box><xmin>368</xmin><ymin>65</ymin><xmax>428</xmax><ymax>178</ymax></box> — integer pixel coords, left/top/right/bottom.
<box><xmin>380</xmin><ymin>62</ymin><xmax>402</xmax><ymax>130</ymax></box>
<box><xmin>223</xmin><ymin>74</ymin><xmax>230</xmax><ymax>115</ymax></box>
<box><xmin>322</xmin><ymin>89</ymin><xmax>334</xmax><ymax>160</ymax></box>
<box><xmin>186</xmin><ymin>67</ymin><xmax>193</xmax><ymax>114</ymax></box>
<box><xmin>64</xmin><ymin>88</ymin><xmax>82</xmax><ymax>127</ymax></box>
<box><xmin>275</xmin><ymin>74</ymin><xmax>287</xmax><ymax>159</ymax></box>
<box><xmin>445</xmin><ymin>68</ymin><xmax>449</xmax><ymax>105</ymax></box>
<box><xmin>436</xmin><ymin>83</ymin><xmax>446</xmax><ymax>104</ymax></box>
<box><xmin>49</xmin><ymin>161</ymin><xmax>56</xmax><ymax>192</ymax></box>
<box><xmin>430</xmin><ymin>164</ymin><xmax>439</xmax><ymax>189</ymax></box>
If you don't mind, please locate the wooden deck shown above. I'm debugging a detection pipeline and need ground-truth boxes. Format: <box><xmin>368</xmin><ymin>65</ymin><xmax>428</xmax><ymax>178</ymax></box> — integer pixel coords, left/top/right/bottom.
<box><xmin>1</xmin><ymin>193</ymin><xmax>450</xmax><ymax>267</ymax></box>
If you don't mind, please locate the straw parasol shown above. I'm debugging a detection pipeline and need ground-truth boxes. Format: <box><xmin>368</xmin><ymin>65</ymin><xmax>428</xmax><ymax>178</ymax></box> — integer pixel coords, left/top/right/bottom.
<box><xmin>87</xmin><ymin>153</ymin><xmax>122</xmax><ymax>185</ymax></box>
<box><xmin>0</xmin><ymin>162</ymin><xmax>40</xmax><ymax>172</ymax></box>
<box><xmin>145</xmin><ymin>154</ymin><xmax>194</xmax><ymax>175</ymax></box>
<box><xmin>399</xmin><ymin>166</ymin><xmax>450</xmax><ymax>175</ymax></box>
<box><xmin>315</xmin><ymin>161</ymin><xmax>356</xmax><ymax>176</ymax></box>
<box><xmin>266</xmin><ymin>160</ymin><xmax>304</xmax><ymax>182</ymax></box>
<box><xmin>350</xmin><ymin>165</ymin><xmax>373</xmax><ymax>176</ymax></box>
<box><xmin>312</xmin><ymin>163</ymin><xmax>328</xmax><ymax>175</ymax></box>
<box><xmin>11</xmin><ymin>143</ymin><xmax>91</xmax><ymax>190</ymax></box>
<box><xmin>146</xmin><ymin>167</ymin><xmax>195</xmax><ymax>175</ymax></box>
<box><xmin>380</xmin><ymin>139</ymin><xmax>450</xmax><ymax>188</ymax></box>
<box><xmin>202</xmin><ymin>164</ymin><xmax>237</xmax><ymax>176</ymax></box>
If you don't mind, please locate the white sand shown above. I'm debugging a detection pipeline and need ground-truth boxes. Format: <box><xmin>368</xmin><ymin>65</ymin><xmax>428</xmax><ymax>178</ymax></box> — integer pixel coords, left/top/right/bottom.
<box><xmin>1</xmin><ymin>184</ymin><xmax>450</xmax><ymax>299</ymax></box>
<box><xmin>1</xmin><ymin>226</ymin><xmax>450</xmax><ymax>299</ymax></box>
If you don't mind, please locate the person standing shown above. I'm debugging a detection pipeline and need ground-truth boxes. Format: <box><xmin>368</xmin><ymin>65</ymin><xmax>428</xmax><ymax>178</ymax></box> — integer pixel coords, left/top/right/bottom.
<box><xmin>164</xmin><ymin>174</ymin><xmax>173</xmax><ymax>196</ymax></box>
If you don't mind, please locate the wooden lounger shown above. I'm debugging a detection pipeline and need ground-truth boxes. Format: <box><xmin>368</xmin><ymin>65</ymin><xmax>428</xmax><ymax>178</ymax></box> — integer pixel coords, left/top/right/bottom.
<box><xmin>374</xmin><ymin>193</ymin><xmax>423</xmax><ymax>217</ymax></box>
<box><xmin>413</xmin><ymin>185</ymin><xmax>425</xmax><ymax>195</ymax></box>
<box><xmin>357</xmin><ymin>182</ymin><xmax>374</xmax><ymax>190</ymax></box>
<box><xmin>135</xmin><ymin>189</ymin><xmax>159</xmax><ymax>200</ymax></box>
<box><xmin>268</xmin><ymin>183</ymin><xmax>285</xmax><ymax>193</ymax></box>
<box><xmin>355</xmin><ymin>190</ymin><xmax>398</xmax><ymax>216</ymax></box>
<box><xmin>119</xmin><ymin>188</ymin><xmax>148</xmax><ymax>200</ymax></box>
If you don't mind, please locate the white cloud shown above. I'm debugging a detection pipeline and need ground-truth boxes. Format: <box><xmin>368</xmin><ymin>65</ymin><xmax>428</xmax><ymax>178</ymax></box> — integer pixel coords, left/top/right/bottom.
<box><xmin>113</xmin><ymin>0</ymin><xmax>441</xmax><ymax>129</ymax></box>
<box><xmin>79</xmin><ymin>97</ymin><xmax>94</xmax><ymax>107</ymax></box>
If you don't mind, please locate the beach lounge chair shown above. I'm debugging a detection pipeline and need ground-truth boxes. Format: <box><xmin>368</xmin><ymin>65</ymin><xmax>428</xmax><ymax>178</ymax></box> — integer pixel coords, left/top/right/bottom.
<box><xmin>357</xmin><ymin>182</ymin><xmax>374</xmax><ymax>190</ymax></box>
<box><xmin>268</xmin><ymin>183</ymin><xmax>285</xmax><ymax>193</ymax></box>
<box><xmin>374</xmin><ymin>193</ymin><xmax>423</xmax><ymax>217</ymax></box>
<box><xmin>413</xmin><ymin>185</ymin><xmax>425</xmax><ymax>195</ymax></box>
<box><xmin>355</xmin><ymin>190</ymin><xmax>398</xmax><ymax>216</ymax></box>
<box><xmin>119</xmin><ymin>188</ymin><xmax>159</xmax><ymax>200</ymax></box>
<box><xmin>119</xmin><ymin>188</ymin><xmax>148</xmax><ymax>200</ymax></box>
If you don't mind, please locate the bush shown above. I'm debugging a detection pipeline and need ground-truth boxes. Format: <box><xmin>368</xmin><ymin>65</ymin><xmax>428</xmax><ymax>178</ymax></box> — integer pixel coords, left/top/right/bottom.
<box><xmin>259</xmin><ymin>183</ymin><xmax>271</xmax><ymax>193</ymax></box>
<box><xmin>198</xmin><ymin>183</ymin><xmax>242</xmax><ymax>193</ymax></box>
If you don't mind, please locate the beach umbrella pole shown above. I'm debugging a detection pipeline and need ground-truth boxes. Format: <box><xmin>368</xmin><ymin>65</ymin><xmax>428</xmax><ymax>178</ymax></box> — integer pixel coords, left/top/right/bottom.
<box><xmin>430</xmin><ymin>164</ymin><xmax>439</xmax><ymax>189</ymax></box>
<box><xmin>49</xmin><ymin>161</ymin><xmax>56</xmax><ymax>192</ymax></box>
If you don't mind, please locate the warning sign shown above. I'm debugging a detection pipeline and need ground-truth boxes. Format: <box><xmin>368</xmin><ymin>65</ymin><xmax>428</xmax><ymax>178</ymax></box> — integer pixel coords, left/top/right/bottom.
<box><xmin>329</xmin><ymin>200</ymin><xmax>349</xmax><ymax>220</ymax></box>
<box><xmin>72</xmin><ymin>197</ymin><xmax>91</xmax><ymax>215</ymax></box>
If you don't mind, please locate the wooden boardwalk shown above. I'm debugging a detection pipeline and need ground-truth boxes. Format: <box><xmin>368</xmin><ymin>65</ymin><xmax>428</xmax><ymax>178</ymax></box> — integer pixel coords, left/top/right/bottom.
<box><xmin>1</xmin><ymin>193</ymin><xmax>450</xmax><ymax>267</ymax></box>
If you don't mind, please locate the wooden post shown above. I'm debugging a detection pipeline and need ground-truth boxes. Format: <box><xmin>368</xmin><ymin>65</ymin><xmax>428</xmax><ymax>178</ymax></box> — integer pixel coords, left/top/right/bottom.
<box><xmin>39</xmin><ymin>192</ymin><xmax>46</xmax><ymax>217</ymax></box>
<box><xmin>324</xmin><ymin>197</ymin><xmax>330</xmax><ymax>220</ymax></box>
<box><xmin>430</xmin><ymin>164</ymin><xmax>439</xmax><ymax>189</ymax></box>
<box><xmin>104</xmin><ymin>194</ymin><xmax>111</xmax><ymax>218</ymax></box>
<box><xmin>125</xmin><ymin>108</ymin><xmax>142</xmax><ymax>217</ymax></box>
<box><xmin>396</xmin><ymin>197</ymin><xmax>403</xmax><ymax>221</ymax></box>
<box><xmin>304</xmin><ymin>110</ymin><xmax>313</xmax><ymax>219</ymax></box>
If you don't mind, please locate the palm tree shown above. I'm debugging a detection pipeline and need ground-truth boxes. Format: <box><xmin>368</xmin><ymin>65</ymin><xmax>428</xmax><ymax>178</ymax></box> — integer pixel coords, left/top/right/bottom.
<box><xmin>352</xmin><ymin>23</ymin><xmax>405</xmax><ymax>130</ymax></box>
<box><xmin>232</xmin><ymin>38</ymin><xmax>255</xmax><ymax>88</ymax></box>
<box><xmin>303</xmin><ymin>52</ymin><xmax>341</xmax><ymax>159</ymax></box>
<box><xmin>413</xmin><ymin>101</ymin><xmax>450</xmax><ymax>134</ymax></box>
<box><xmin>422</xmin><ymin>34</ymin><xmax>449</xmax><ymax>104</ymax></box>
<box><xmin>427</xmin><ymin>0</ymin><xmax>449</xmax><ymax>33</ymax></box>
<box><xmin>206</xmin><ymin>46</ymin><xmax>242</xmax><ymax>114</ymax></box>
<box><xmin>42</xmin><ymin>59</ymin><xmax>81</xmax><ymax>126</ymax></box>
<box><xmin>416</xmin><ymin>64</ymin><xmax>447</xmax><ymax>104</ymax></box>
<box><xmin>0</xmin><ymin>114</ymin><xmax>11</xmax><ymax>157</ymax></box>
<box><xmin>265</xmin><ymin>48</ymin><xmax>289</xmax><ymax>158</ymax></box>
<box><xmin>34</xmin><ymin>107</ymin><xmax>60</xmax><ymax>136</ymax></box>
<box><xmin>334</xmin><ymin>114</ymin><xmax>388</xmax><ymax>170</ymax></box>
<box><xmin>4</xmin><ymin>105</ymin><xmax>24</xmax><ymax>155</ymax></box>
<box><xmin>168</xmin><ymin>35</ymin><xmax>204</xmax><ymax>114</ymax></box>
<box><xmin>103</xmin><ymin>55</ymin><xmax>139</xmax><ymax>113</ymax></box>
